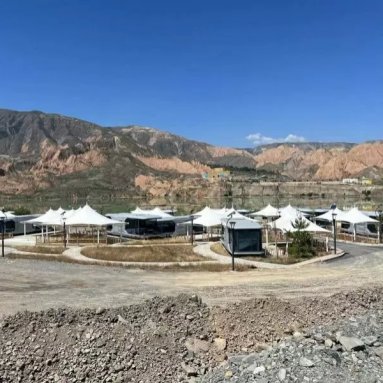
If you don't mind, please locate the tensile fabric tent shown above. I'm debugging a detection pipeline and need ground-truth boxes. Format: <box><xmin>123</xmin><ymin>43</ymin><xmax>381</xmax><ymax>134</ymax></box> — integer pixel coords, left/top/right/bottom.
<box><xmin>269</xmin><ymin>214</ymin><xmax>329</xmax><ymax>233</ymax></box>
<box><xmin>316</xmin><ymin>207</ymin><xmax>348</xmax><ymax>222</ymax></box>
<box><xmin>250</xmin><ymin>204</ymin><xmax>280</xmax><ymax>218</ymax></box>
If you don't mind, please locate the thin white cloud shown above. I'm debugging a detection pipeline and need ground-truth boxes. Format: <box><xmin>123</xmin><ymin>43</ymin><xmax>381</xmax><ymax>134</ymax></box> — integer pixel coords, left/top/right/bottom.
<box><xmin>246</xmin><ymin>133</ymin><xmax>306</xmax><ymax>146</ymax></box>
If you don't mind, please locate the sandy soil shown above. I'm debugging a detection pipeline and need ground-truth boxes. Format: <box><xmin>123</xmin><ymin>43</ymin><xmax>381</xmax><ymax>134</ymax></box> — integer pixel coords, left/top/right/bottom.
<box><xmin>1</xmin><ymin>242</ymin><xmax>383</xmax><ymax>317</ymax></box>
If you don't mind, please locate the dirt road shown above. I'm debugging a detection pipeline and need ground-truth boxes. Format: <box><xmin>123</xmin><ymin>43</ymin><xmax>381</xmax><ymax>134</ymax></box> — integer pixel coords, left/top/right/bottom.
<box><xmin>1</xmin><ymin>243</ymin><xmax>383</xmax><ymax>317</ymax></box>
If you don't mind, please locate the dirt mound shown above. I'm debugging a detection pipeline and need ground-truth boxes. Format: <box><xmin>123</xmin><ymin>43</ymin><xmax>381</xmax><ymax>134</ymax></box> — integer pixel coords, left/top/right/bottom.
<box><xmin>202</xmin><ymin>308</ymin><xmax>383</xmax><ymax>382</ymax></box>
<box><xmin>0</xmin><ymin>294</ymin><xmax>215</xmax><ymax>382</ymax></box>
<box><xmin>1</xmin><ymin>288</ymin><xmax>383</xmax><ymax>382</ymax></box>
<box><xmin>212</xmin><ymin>287</ymin><xmax>382</xmax><ymax>353</ymax></box>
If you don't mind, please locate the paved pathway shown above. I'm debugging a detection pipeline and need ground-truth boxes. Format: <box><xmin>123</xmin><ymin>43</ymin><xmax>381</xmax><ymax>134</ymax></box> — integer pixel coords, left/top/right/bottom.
<box><xmin>319</xmin><ymin>242</ymin><xmax>383</xmax><ymax>268</ymax></box>
<box><xmin>193</xmin><ymin>242</ymin><xmax>345</xmax><ymax>269</ymax></box>
<box><xmin>193</xmin><ymin>243</ymin><xmax>286</xmax><ymax>269</ymax></box>
<box><xmin>1</xmin><ymin>236</ymin><xmax>383</xmax><ymax>318</ymax></box>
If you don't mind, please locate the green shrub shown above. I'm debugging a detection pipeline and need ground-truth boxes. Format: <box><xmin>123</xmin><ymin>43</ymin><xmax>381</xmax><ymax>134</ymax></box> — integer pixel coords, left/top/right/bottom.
<box><xmin>286</xmin><ymin>217</ymin><xmax>315</xmax><ymax>259</ymax></box>
<box><xmin>6</xmin><ymin>206</ymin><xmax>32</xmax><ymax>215</ymax></box>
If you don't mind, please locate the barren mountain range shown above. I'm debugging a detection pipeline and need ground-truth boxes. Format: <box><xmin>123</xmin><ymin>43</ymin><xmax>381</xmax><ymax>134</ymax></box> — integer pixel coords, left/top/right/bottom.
<box><xmin>0</xmin><ymin>108</ymin><xmax>382</xmax><ymax>198</ymax></box>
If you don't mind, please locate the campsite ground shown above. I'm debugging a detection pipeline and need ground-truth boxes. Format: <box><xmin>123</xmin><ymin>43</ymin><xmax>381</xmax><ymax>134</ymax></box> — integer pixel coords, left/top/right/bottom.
<box><xmin>1</xmin><ymin>242</ymin><xmax>382</xmax><ymax>318</ymax></box>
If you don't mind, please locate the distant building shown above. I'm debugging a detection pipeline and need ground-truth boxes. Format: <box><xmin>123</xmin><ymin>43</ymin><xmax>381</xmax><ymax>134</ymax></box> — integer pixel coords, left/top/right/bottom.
<box><xmin>361</xmin><ymin>177</ymin><xmax>373</xmax><ymax>186</ymax></box>
<box><xmin>201</xmin><ymin>168</ymin><xmax>230</xmax><ymax>180</ymax></box>
<box><xmin>342</xmin><ymin>178</ymin><xmax>359</xmax><ymax>184</ymax></box>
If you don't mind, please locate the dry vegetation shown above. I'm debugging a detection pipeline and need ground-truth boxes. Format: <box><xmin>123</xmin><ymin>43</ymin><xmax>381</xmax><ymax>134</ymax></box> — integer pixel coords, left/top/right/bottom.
<box><xmin>15</xmin><ymin>245</ymin><xmax>66</xmax><ymax>255</ymax></box>
<box><xmin>81</xmin><ymin>245</ymin><xmax>206</xmax><ymax>263</ymax></box>
<box><xmin>210</xmin><ymin>242</ymin><xmax>230</xmax><ymax>256</ymax></box>
<box><xmin>128</xmin><ymin>237</ymin><xmax>190</xmax><ymax>245</ymax></box>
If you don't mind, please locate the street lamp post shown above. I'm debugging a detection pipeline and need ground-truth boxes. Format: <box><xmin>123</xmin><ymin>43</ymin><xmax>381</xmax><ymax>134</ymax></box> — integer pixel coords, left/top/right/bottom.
<box><xmin>376</xmin><ymin>207</ymin><xmax>383</xmax><ymax>244</ymax></box>
<box><xmin>190</xmin><ymin>215</ymin><xmax>194</xmax><ymax>246</ymax></box>
<box><xmin>61</xmin><ymin>214</ymin><xmax>67</xmax><ymax>249</ymax></box>
<box><xmin>229</xmin><ymin>220</ymin><xmax>236</xmax><ymax>271</ymax></box>
<box><xmin>264</xmin><ymin>217</ymin><xmax>269</xmax><ymax>246</ymax></box>
<box><xmin>274</xmin><ymin>209</ymin><xmax>280</xmax><ymax>258</ymax></box>
<box><xmin>0</xmin><ymin>211</ymin><xmax>5</xmax><ymax>257</ymax></box>
<box><xmin>332</xmin><ymin>211</ymin><xmax>337</xmax><ymax>254</ymax></box>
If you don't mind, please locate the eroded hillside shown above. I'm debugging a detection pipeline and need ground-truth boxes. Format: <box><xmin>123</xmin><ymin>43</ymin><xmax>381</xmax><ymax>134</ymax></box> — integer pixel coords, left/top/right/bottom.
<box><xmin>0</xmin><ymin>109</ymin><xmax>382</xmax><ymax>198</ymax></box>
<box><xmin>253</xmin><ymin>142</ymin><xmax>383</xmax><ymax>180</ymax></box>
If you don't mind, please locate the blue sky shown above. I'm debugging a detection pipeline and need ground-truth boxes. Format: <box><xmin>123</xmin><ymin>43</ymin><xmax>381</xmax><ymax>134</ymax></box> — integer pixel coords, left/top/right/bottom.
<box><xmin>0</xmin><ymin>0</ymin><xmax>382</xmax><ymax>147</ymax></box>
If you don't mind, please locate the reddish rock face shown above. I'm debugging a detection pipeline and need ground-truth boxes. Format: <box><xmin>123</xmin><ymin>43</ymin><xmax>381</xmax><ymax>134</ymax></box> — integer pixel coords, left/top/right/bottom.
<box><xmin>0</xmin><ymin>108</ymin><xmax>382</xmax><ymax>196</ymax></box>
<box><xmin>254</xmin><ymin>142</ymin><xmax>383</xmax><ymax>180</ymax></box>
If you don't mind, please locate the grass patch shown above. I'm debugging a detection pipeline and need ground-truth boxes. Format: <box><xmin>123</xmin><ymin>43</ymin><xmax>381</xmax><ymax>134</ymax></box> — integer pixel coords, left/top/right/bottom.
<box><xmin>242</xmin><ymin>255</ymin><xmax>306</xmax><ymax>264</ymax></box>
<box><xmin>7</xmin><ymin>253</ymin><xmax>254</xmax><ymax>272</ymax></box>
<box><xmin>15</xmin><ymin>245</ymin><xmax>66</xmax><ymax>255</ymax></box>
<box><xmin>211</xmin><ymin>242</ymin><xmax>230</xmax><ymax>256</ymax></box>
<box><xmin>128</xmin><ymin>237</ymin><xmax>190</xmax><ymax>245</ymax></box>
<box><xmin>81</xmin><ymin>245</ymin><xmax>206</xmax><ymax>263</ymax></box>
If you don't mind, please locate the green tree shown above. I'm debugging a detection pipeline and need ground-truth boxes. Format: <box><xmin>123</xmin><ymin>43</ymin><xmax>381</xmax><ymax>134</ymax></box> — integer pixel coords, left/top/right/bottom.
<box><xmin>287</xmin><ymin>217</ymin><xmax>315</xmax><ymax>259</ymax></box>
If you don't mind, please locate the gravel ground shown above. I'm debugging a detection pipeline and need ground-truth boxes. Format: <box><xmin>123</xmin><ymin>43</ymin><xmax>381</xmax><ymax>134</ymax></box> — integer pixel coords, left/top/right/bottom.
<box><xmin>1</xmin><ymin>243</ymin><xmax>383</xmax><ymax>382</ymax></box>
<box><xmin>201</xmin><ymin>309</ymin><xmax>383</xmax><ymax>383</ymax></box>
<box><xmin>1</xmin><ymin>288</ymin><xmax>383</xmax><ymax>382</ymax></box>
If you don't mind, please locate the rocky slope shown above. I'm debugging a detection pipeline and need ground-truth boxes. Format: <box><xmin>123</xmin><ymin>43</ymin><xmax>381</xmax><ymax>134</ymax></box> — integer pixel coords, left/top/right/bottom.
<box><xmin>0</xmin><ymin>109</ymin><xmax>256</xmax><ymax>196</ymax></box>
<box><xmin>0</xmin><ymin>108</ymin><xmax>382</xmax><ymax>198</ymax></box>
<box><xmin>251</xmin><ymin>142</ymin><xmax>383</xmax><ymax>181</ymax></box>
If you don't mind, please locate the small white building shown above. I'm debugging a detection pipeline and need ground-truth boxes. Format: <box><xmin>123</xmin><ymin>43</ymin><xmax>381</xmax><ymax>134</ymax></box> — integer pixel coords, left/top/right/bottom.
<box><xmin>342</xmin><ymin>178</ymin><xmax>359</xmax><ymax>184</ymax></box>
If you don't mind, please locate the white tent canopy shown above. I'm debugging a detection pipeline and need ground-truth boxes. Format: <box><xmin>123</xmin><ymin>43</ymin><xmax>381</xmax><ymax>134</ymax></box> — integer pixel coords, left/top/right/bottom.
<box><xmin>131</xmin><ymin>207</ymin><xmax>145</xmax><ymax>214</ymax></box>
<box><xmin>189</xmin><ymin>208</ymin><xmax>252</xmax><ymax>228</ymax></box>
<box><xmin>65</xmin><ymin>204</ymin><xmax>121</xmax><ymax>226</ymax></box>
<box><xmin>151</xmin><ymin>207</ymin><xmax>173</xmax><ymax>218</ymax></box>
<box><xmin>194</xmin><ymin>206</ymin><xmax>218</xmax><ymax>217</ymax></box>
<box><xmin>57</xmin><ymin>207</ymin><xmax>65</xmax><ymax>215</ymax></box>
<box><xmin>191</xmin><ymin>209</ymin><xmax>226</xmax><ymax>227</ymax></box>
<box><xmin>316</xmin><ymin>207</ymin><xmax>348</xmax><ymax>222</ymax></box>
<box><xmin>250</xmin><ymin>204</ymin><xmax>280</xmax><ymax>218</ymax></box>
<box><xmin>23</xmin><ymin>208</ymin><xmax>55</xmax><ymax>224</ymax></box>
<box><xmin>341</xmin><ymin>207</ymin><xmax>378</xmax><ymax>224</ymax></box>
<box><xmin>65</xmin><ymin>208</ymin><xmax>77</xmax><ymax>219</ymax></box>
<box><xmin>229</xmin><ymin>211</ymin><xmax>250</xmax><ymax>220</ymax></box>
<box><xmin>218</xmin><ymin>207</ymin><xmax>235</xmax><ymax>215</ymax></box>
<box><xmin>279</xmin><ymin>204</ymin><xmax>307</xmax><ymax>217</ymax></box>
<box><xmin>192</xmin><ymin>215</ymin><xmax>222</xmax><ymax>227</ymax></box>
<box><xmin>269</xmin><ymin>214</ymin><xmax>330</xmax><ymax>233</ymax></box>
<box><xmin>41</xmin><ymin>208</ymin><xmax>81</xmax><ymax>226</ymax></box>
<box><xmin>131</xmin><ymin>206</ymin><xmax>173</xmax><ymax>218</ymax></box>
<box><xmin>22</xmin><ymin>207</ymin><xmax>77</xmax><ymax>226</ymax></box>
<box><xmin>0</xmin><ymin>211</ymin><xmax>16</xmax><ymax>219</ymax></box>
